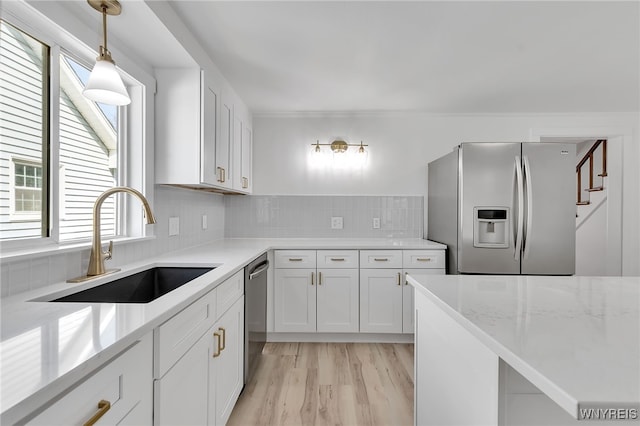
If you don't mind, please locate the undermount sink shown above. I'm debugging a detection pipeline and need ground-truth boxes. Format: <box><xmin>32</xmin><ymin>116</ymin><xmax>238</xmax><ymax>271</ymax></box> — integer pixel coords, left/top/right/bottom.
<box><xmin>51</xmin><ymin>267</ymin><xmax>215</xmax><ymax>304</ymax></box>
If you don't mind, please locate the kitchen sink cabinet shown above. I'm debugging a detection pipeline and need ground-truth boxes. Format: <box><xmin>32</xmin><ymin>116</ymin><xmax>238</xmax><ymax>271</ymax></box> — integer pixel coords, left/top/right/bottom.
<box><xmin>153</xmin><ymin>271</ymin><xmax>244</xmax><ymax>425</ymax></box>
<box><xmin>28</xmin><ymin>334</ymin><xmax>153</xmax><ymax>425</ymax></box>
<box><xmin>212</xmin><ymin>296</ymin><xmax>244</xmax><ymax>426</ymax></box>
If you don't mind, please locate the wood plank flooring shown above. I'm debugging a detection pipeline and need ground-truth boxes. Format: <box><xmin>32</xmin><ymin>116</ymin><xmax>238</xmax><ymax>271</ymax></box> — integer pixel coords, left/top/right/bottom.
<box><xmin>228</xmin><ymin>342</ymin><xmax>414</xmax><ymax>426</ymax></box>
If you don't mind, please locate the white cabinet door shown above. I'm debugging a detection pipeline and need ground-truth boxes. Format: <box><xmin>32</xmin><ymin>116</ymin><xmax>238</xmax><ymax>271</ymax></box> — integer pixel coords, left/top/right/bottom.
<box><xmin>29</xmin><ymin>335</ymin><xmax>153</xmax><ymax>426</ymax></box>
<box><xmin>274</xmin><ymin>268</ymin><xmax>316</xmax><ymax>332</ymax></box>
<box><xmin>241</xmin><ymin>124</ymin><xmax>252</xmax><ymax>192</ymax></box>
<box><xmin>359</xmin><ymin>269</ymin><xmax>403</xmax><ymax>333</ymax></box>
<box><xmin>154</xmin><ymin>332</ymin><xmax>212</xmax><ymax>426</ymax></box>
<box><xmin>212</xmin><ymin>296</ymin><xmax>245</xmax><ymax>426</ymax></box>
<box><xmin>217</xmin><ymin>96</ymin><xmax>232</xmax><ymax>188</ymax></box>
<box><xmin>317</xmin><ymin>268</ymin><xmax>359</xmax><ymax>333</ymax></box>
<box><xmin>201</xmin><ymin>72</ymin><xmax>218</xmax><ymax>185</ymax></box>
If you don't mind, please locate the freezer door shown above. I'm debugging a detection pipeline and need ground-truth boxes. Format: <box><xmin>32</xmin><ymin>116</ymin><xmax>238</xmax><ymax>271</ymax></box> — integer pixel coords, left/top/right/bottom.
<box><xmin>459</xmin><ymin>143</ymin><xmax>521</xmax><ymax>274</ymax></box>
<box><xmin>521</xmin><ymin>143</ymin><xmax>576</xmax><ymax>275</ymax></box>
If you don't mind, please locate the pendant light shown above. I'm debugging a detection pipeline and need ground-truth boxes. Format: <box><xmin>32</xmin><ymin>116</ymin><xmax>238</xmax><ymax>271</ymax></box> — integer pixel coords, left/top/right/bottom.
<box><xmin>83</xmin><ymin>0</ymin><xmax>131</xmax><ymax>106</ymax></box>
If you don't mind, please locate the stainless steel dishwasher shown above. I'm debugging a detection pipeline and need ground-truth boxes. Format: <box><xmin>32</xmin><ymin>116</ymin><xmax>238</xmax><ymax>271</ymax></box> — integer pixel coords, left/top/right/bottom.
<box><xmin>244</xmin><ymin>253</ymin><xmax>269</xmax><ymax>384</ymax></box>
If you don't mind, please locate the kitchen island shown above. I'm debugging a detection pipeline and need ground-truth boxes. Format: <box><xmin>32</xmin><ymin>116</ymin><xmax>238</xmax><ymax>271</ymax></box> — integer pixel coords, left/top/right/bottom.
<box><xmin>406</xmin><ymin>274</ymin><xmax>640</xmax><ymax>425</ymax></box>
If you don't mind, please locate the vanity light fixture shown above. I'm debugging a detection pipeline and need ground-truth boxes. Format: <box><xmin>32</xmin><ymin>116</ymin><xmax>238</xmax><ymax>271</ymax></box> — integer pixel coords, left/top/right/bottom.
<box><xmin>312</xmin><ymin>139</ymin><xmax>368</xmax><ymax>155</ymax></box>
<box><xmin>82</xmin><ymin>0</ymin><xmax>131</xmax><ymax>106</ymax></box>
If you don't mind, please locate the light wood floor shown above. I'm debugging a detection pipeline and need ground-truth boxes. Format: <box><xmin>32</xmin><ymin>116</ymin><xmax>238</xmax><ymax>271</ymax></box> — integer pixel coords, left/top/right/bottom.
<box><xmin>228</xmin><ymin>342</ymin><xmax>414</xmax><ymax>426</ymax></box>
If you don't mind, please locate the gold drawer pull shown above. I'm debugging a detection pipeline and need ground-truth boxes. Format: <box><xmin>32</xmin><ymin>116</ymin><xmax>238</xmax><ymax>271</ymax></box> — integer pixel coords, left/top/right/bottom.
<box><xmin>330</xmin><ymin>258</ymin><xmax>345</xmax><ymax>261</ymax></box>
<box><xmin>213</xmin><ymin>331</ymin><xmax>222</xmax><ymax>357</ymax></box>
<box><xmin>219</xmin><ymin>327</ymin><xmax>226</xmax><ymax>351</ymax></box>
<box><xmin>374</xmin><ymin>258</ymin><xmax>389</xmax><ymax>262</ymax></box>
<box><xmin>84</xmin><ymin>400</ymin><xmax>111</xmax><ymax>426</ymax></box>
<box><xmin>416</xmin><ymin>258</ymin><xmax>432</xmax><ymax>262</ymax></box>
<box><xmin>397</xmin><ymin>272</ymin><xmax>402</xmax><ymax>286</ymax></box>
<box><xmin>288</xmin><ymin>258</ymin><xmax>303</xmax><ymax>262</ymax></box>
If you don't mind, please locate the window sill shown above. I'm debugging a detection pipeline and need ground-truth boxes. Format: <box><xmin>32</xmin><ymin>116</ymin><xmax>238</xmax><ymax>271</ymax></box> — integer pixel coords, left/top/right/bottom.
<box><xmin>0</xmin><ymin>235</ymin><xmax>157</xmax><ymax>263</ymax></box>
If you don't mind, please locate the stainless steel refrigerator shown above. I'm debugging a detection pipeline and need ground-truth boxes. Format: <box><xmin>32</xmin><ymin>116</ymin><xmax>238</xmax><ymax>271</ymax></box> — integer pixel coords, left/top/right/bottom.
<box><xmin>428</xmin><ymin>142</ymin><xmax>576</xmax><ymax>275</ymax></box>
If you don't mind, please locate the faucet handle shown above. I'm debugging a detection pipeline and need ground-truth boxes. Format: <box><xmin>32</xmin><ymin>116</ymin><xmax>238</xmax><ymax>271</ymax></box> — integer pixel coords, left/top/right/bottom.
<box><xmin>104</xmin><ymin>240</ymin><xmax>114</xmax><ymax>261</ymax></box>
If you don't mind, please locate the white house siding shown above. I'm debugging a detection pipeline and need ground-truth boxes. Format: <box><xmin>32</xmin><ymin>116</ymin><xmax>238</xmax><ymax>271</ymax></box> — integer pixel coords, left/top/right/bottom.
<box><xmin>58</xmin><ymin>90</ymin><xmax>116</xmax><ymax>240</ymax></box>
<box><xmin>0</xmin><ymin>21</ymin><xmax>116</xmax><ymax>241</ymax></box>
<box><xmin>0</xmin><ymin>22</ymin><xmax>45</xmax><ymax>239</ymax></box>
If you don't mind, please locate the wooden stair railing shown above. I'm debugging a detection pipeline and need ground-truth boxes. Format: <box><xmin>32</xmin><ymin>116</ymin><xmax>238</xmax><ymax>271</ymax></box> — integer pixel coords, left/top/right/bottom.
<box><xmin>576</xmin><ymin>139</ymin><xmax>607</xmax><ymax>206</ymax></box>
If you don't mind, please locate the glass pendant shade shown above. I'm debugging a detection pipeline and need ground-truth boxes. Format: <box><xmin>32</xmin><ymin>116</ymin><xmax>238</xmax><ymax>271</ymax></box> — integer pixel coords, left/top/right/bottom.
<box><xmin>83</xmin><ymin>58</ymin><xmax>131</xmax><ymax>105</ymax></box>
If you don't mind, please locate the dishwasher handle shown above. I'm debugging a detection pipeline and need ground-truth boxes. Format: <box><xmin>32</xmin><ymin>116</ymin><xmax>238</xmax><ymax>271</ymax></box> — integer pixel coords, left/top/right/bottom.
<box><xmin>248</xmin><ymin>260</ymin><xmax>270</xmax><ymax>280</ymax></box>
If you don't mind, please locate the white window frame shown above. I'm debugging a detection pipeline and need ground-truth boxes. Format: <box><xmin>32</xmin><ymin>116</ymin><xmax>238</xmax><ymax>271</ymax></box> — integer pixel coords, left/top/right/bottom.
<box><xmin>0</xmin><ymin>2</ymin><xmax>155</xmax><ymax>253</ymax></box>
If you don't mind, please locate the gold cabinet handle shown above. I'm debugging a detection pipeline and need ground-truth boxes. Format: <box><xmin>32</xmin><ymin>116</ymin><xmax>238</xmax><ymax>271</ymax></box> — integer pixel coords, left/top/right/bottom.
<box><xmin>216</xmin><ymin>167</ymin><xmax>223</xmax><ymax>183</ymax></box>
<box><xmin>221</xmin><ymin>168</ymin><xmax>226</xmax><ymax>183</ymax></box>
<box><xmin>330</xmin><ymin>258</ymin><xmax>345</xmax><ymax>261</ymax></box>
<box><xmin>219</xmin><ymin>327</ymin><xmax>226</xmax><ymax>351</ymax></box>
<box><xmin>242</xmin><ymin>177</ymin><xmax>248</xmax><ymax>188</ymax></box>
<box><xmin>416</xmin><ymin>258</ymin><xmax>432</xmax><ymax>262</ymax></box>
<box><xmin>374</xmin><ymin>258</ymin><xmax>389</xmax><ymax>262</ymax></box>
<box><xmin>397</xmin><ymin>272</ymin><xmax>401</xmax><ymax>286</ymax></box>
<box><xmin>318</xmin><ymin>271</ymin><xmax>322</xmax><ymax>285</ymax></box>
<box><xmin>83</xmin><ymin>399</ymin><xmax>111</xmax><ymax>426</ymax></box>
<box><xmin>311</xmin><ymin>272</ymin><xmax>315</xmax><ymax>286</ymax></box>
<box><xmin>213</xmin><ymin>331</ymin><xmax>222</xmax><ymax>357</ymax></box>
<box><xmin>405</xmin><ymin>272</ymin><xmax>409</xmax><ymax>285</ymax></box>
<box><xmin>288</xmin><ymin>258</ymin><xmax>303</xmax><ymax>262</ymax></box>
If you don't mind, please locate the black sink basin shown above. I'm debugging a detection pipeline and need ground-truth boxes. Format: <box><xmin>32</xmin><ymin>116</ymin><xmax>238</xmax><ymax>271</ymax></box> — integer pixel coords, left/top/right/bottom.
<box><xmin>52</xmin><ymin>267</ymin><xmax>214</xmax><ymax>303</ymax></box>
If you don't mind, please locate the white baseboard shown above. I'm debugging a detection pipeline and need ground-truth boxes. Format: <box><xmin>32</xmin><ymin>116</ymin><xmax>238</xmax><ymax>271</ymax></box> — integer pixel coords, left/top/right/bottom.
<box><xmin>267</xmin><ymin>332</ymin><xmax>414</xmax><ymax>343</ymax></box>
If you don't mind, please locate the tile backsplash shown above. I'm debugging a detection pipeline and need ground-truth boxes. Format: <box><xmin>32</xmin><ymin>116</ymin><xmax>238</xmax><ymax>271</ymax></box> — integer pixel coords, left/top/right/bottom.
<box><xmin>0</xmin><ymin>186</ymin><xmax>225</xmax><ymax>297</ymax></box>
<box><xmin>224</xmin><ymin>195</ymin><xmax>423</xmax><ymax>238</ymax></box>
<box><xmin>1</xmin><ymin>191</ymin><xmax>423</xmax><ymax>297</ymax></box>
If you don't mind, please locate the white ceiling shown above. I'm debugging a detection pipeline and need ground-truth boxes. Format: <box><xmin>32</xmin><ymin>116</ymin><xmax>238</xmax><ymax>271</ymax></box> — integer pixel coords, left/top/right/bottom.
<box><xmin>163</xmin><ymin>1</ymin><xmax>639</xmax><ymax>114</ymax></box>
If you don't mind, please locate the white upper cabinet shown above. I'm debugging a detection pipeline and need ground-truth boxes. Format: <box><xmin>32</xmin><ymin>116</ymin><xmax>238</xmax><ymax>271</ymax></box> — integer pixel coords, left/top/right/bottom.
<box><xmin>155</xmin><ymin>68</ymin><xmax>252</xmax><ymax>194</ymax></box>
<box><xmin>232</xmin><ymin>105</ymin><xmax>253</xmax><ymax>193</ymax></box>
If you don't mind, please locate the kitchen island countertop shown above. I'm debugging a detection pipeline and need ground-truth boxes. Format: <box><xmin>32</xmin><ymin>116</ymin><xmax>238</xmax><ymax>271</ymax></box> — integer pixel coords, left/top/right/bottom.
<box><xmin>406</xmin><ymin>273</ymin><xmax>640</xmax><ymax>421</ymax></box>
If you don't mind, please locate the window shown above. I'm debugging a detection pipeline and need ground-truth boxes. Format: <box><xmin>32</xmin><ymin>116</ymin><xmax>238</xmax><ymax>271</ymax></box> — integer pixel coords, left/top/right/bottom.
<box><xmin>13</xmin><ymin>161</ymin><xmax>43</xmax><ymax>214</ymax></box>
<box><xmin>0</xmin><ymin>11</ymin><xmax>148</xmax><ymax>245</ymax></box>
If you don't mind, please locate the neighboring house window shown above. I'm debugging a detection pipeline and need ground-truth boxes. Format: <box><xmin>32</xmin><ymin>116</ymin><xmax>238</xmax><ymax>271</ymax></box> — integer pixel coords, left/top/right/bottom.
<box><xmin>13</xmin><ymin>161</ymin><xmax>43</xmax><ymax>215</ymax></box>
<box><xmin>0</xmin><ymin>15</ymin><xmax>145</xmax><ymax>243</ymax></box>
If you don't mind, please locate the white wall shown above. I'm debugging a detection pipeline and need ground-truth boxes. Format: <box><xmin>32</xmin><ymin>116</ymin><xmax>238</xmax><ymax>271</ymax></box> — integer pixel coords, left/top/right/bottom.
<box><xmin>253</xmin><ymin>112</ymin><xmax>640</xmax><ymax>275</ymax></box>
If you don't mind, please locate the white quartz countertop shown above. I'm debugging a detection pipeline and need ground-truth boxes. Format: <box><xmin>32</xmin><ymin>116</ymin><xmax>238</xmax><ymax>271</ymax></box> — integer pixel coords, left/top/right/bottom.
<box><xmin>0</xmin><ymin>238</ymin><xmax>444</xmax><ymax>423</ymax></box>
<box><xmin>406</xmin><ymin>273</ymin><xmax>640</xmax><ymax>418</ymax></box>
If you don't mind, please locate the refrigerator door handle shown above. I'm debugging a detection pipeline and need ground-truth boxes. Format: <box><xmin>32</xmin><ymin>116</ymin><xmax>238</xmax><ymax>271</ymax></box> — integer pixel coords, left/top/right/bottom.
<box><xmin>514</xmin><ymin>156</ymin><xmax>524</xmax><ymax>260</ymax></box>
<box><xmin>523</xmin><ymin>155</ymin><xmax>533</xmax><ymax>259</ymax></box>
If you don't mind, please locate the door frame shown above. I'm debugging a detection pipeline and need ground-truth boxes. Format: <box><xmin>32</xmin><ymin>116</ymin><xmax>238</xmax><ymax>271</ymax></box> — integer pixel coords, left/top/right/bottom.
<box><xmin>529</xmin><ymin>126</ymin><xmax>628</xmax><ymax>275</ymax></box>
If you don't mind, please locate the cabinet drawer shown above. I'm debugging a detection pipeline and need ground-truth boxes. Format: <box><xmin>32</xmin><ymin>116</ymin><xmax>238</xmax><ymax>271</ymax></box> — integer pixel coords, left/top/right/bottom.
<box><xmin>154</xmin><ymin>288</ymin><xmax>217</xmax><ymax>378</ymax></box>
<box><xmin>317</xmin><ymin>250</ymin><xmax>358</xmax><ymax>268</ymax></box>
<box><xmin>275</xmin><ymin>250</ymin><xmax>316</xmax><ymax>268</ymax></box>
<box><xmin>28</xmin><ymin>335</ymin><xmax>152</xmax><ymax>426</ymax></box>
<box><xmin>360</xmin><ymin>250</ymin><xmax>403</xmax><ymax>268</ymax></box>
<box><xmin>217</xmin><ymin>270</ymin><xmax>244</xmax><ymax>317</ymax></box>
<box><xmin>403</xmin><ymin>250</ymin><xmax>446</xmax><ymax>269</ymax></box>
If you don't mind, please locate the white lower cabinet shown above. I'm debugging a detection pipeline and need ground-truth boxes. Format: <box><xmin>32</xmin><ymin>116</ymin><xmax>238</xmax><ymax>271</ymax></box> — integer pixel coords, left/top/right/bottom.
<box><xmin>154</xmin><ymin>332</ymin><xmax>212</xmax><ymax>425</ymax></box>
<box><xmin>154</xmin><ymin>271</ymin><xmax>245</xmax><ymax>426</ymax></box>
<box><xmin>359</xmin><ymin>268</ymin><xmax>404</xmax><ymax>333</ymax></box>
<box><xmin>402</xmin><ymin>269</ymin><xmax>443</xmax><ymax>333</ymax></box>
<box><xmin>316</xmin><ymin>268</ymin><xmax>359</xmax><ymax>332</ymax></box>
<box><xmin>274</xmin><ymin>268</ymin><xmax>316</xmax><ymax>332</ymax></box>
<box><xmin>212</xmin><ymin>296</ymin><xmax>244</xmax><ymax>426</ymax></box>
<box><xmin>274</xmin><ymin>250</ymin><xmax>359</xmax><ymax>333</ymax></box>
<box><xmin>28</xmin><ymin>334</ymin><xmax>153</xmax><ymax>426</ymax></box>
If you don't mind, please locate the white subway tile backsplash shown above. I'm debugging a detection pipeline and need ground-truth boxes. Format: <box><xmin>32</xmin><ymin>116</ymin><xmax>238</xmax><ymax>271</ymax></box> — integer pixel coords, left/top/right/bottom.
<box><xmin>224</xmin><ymin>195</ymin><xmax>423</xmax><ymax>238</ymax></box>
